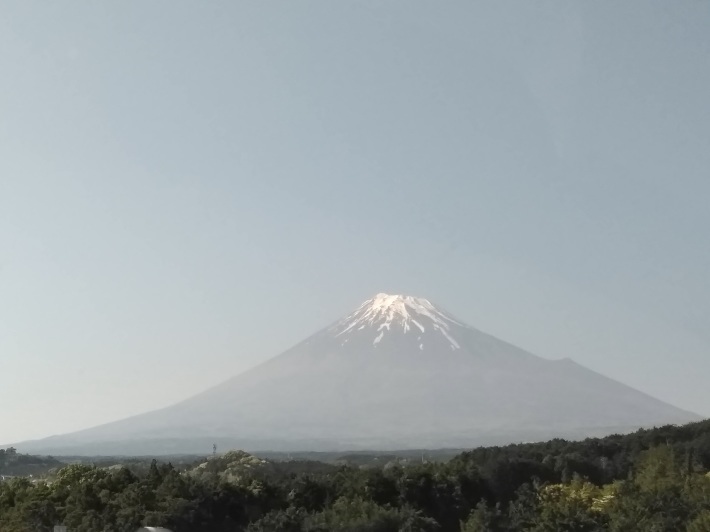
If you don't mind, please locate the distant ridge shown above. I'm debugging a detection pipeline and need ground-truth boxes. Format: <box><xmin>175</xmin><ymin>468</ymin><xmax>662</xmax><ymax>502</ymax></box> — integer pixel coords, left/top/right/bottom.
<box><xmin>11</xmin><ymin>293</ymin><xmax>700</xmax><ymax>455</ymax></box>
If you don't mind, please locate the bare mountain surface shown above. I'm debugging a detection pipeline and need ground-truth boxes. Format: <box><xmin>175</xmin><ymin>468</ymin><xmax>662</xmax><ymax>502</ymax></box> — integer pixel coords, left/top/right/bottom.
<box><xmin>13</xmin><ymin>294</ymin><xmax>700</xmax><ymax>455</ymax></box>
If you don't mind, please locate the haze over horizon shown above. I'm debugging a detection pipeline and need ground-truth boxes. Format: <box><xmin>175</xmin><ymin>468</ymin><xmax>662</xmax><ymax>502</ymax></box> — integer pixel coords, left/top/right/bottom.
<box><xmin>2</xmin><ymin>1</ymin><xmax>709</xmax><ymax>445</ymax></box>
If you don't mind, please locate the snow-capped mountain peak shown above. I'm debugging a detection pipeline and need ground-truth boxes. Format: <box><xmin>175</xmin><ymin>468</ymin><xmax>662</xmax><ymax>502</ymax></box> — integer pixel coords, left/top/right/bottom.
<box><xmin>14</xmin><ymin>291</ymin><xmax>700</xmax><ymax>455</ymax></box>
<box><xmin>331</xmin><ymin>293</ymin><xmax>463</xmax><ymax>349</ymax></box>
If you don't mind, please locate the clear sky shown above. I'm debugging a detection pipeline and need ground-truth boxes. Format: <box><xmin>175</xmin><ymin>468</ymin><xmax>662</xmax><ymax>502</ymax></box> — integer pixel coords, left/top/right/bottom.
<box><xmin>1</xmin><ymin>1</ymin><xmax>709</xmax><ymax>444</ymax></box>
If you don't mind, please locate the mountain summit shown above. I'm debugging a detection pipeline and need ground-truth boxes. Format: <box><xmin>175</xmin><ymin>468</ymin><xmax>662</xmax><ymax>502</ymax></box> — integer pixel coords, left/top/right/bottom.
<box><xmin>332</xmin><ymin>293</ymin><xmax>463</xmax><ymax>350</ymax></box>
<box><xmin>13</xmin><ymin>293</ymin><xmax>700</xmax><ymax>455</ymax></box>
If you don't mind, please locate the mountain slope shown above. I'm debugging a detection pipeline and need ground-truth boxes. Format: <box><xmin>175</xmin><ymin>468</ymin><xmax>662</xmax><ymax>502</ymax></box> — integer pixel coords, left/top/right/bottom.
<box><xmin>13</xmin><ymin>294</ymin><xmax>700</xmax><ymax>454</ymax></box>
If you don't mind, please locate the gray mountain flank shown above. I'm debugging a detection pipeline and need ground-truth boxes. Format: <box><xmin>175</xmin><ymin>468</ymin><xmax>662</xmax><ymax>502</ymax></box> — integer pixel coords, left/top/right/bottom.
<box><xmin>12</xmin><ymin>294</ymin><xmax>700</xmax><ymax>455</ymax></box>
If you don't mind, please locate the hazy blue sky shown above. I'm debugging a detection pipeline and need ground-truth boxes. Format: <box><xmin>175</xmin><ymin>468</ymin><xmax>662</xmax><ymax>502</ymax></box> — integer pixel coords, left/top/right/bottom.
<box><xmin>1</xmin><ymin>1</ymin><xmax>709</xmax><ymax>444</ymax></box>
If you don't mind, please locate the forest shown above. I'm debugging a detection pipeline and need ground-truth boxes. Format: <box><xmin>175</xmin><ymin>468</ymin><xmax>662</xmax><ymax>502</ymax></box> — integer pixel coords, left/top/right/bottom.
<box><xmin>3</xmin><ymin>419</ymin><xmax>710</xmax><ymax>531</ymax></box>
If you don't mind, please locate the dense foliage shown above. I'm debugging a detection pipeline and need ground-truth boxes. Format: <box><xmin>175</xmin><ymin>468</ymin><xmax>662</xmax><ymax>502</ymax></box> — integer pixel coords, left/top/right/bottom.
<box><xmin>0</xmin><ymin>447</ymin><xmax>63</xmax><ymax>477</ymax></box>
<box><xmin>3</xmin><ymin>420</ymin><xmax>710</xmax><ymax>531</ymax></box>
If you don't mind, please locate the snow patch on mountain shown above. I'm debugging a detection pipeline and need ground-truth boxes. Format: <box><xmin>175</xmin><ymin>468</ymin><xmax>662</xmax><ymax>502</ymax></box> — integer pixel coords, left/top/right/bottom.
<box><xmin>332</xmin><ymin>293</ymin><xmax>463</xmax><ymax>349</ymax></box>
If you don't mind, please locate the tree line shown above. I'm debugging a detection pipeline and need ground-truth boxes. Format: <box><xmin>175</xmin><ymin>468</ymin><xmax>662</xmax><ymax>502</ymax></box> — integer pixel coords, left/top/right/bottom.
<box><xmin>2</xmin><ymin>419</ymin><xmax>710</xmax><ymax>531</ymax></box>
